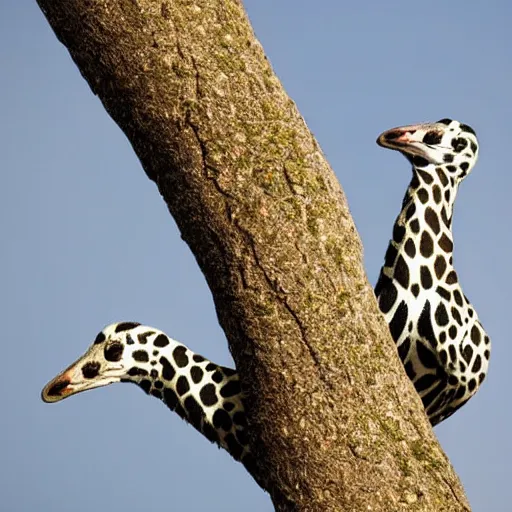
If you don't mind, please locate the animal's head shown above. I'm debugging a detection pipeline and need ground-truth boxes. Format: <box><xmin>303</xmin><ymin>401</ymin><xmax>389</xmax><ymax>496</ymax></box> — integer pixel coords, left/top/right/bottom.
<box><xmin>377</xmin><ymin>118</ymin><xmax>479</xmax><ymax>183</ymax></box>
<box><xmin>41</xmin><ymin>322</ymin><xmax>158</xmax><ymax>403</ymax></box>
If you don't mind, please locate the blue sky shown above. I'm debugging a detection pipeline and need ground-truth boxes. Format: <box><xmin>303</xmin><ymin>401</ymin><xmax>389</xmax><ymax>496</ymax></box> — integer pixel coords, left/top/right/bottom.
<box><xmin>2</xmin><ymin>2</ymin><xmax>511</xmax><ymax>511</ymax></box>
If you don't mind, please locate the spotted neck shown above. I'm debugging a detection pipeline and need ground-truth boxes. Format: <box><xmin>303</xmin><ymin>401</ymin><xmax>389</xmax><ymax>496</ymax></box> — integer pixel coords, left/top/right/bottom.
<box><xmin>41</xmin><ymin>324</ymin><xmax>257</xmax><ymax>480</ymax></box>
<box><xmin>386</xmin><ymin>164</ymin><xmax>459</xmax><ymax>298</ymax></box>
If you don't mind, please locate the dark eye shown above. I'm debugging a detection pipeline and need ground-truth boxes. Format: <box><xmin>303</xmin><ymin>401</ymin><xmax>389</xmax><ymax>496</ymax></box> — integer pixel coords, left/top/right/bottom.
<box><xmin>451</xmin><ymin>137</ymin><xmax>468</xmax><ymax>153</ymax></box>
<box><xmin>105</xmin><ymin>342</ymin><xmax>124</xmax><ymax>362</ymax></box>
<box><xmin>423</xmin><ymin>131</ymin><xmax>443</xmax><ymax>145</ymax></box>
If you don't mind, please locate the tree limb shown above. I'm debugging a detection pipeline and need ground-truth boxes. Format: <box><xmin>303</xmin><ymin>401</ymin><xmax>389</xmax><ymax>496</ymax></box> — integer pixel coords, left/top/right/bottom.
<box><xmin>36</xmin><ymin>1</ymin><xmax>470</xmax><ymax>510</ymax></box>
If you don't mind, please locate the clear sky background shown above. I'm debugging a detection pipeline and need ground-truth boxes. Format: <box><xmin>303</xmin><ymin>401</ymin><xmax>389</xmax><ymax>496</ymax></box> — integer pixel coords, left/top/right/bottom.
<box><xmin>1</xmin><ymin>2</ymin><xmax>510</xmax><ymax>511</ymax></box>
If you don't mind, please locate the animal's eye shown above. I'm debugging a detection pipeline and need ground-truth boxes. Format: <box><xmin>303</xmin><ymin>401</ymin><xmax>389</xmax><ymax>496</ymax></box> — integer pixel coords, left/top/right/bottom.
<box><xmin>451</xmin><ymin>138</ymin><xmax>468</xmax><ymax>153</ymax></box>
<box><xmin>423</xmin><ymin>131</ymin><xmax>443</xmax><ymax>145</ymax></box>
<box><xmin>105</xmin><ymin>342</ymin><xmax>124</xmax><ymax>362</ymax></box>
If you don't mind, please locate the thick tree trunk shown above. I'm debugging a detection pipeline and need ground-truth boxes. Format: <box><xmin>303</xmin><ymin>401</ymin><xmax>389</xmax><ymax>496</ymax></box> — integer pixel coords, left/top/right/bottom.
<box><xmin>36</xmin><ymin>1</ymin><xmax>470</xmax><ymax>510</ymax></box>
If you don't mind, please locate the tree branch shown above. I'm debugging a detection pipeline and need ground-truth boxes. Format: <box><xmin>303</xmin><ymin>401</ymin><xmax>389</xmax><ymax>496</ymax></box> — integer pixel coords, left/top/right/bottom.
<box><xmin>37</xmin><ymin>1</ymin><xmax>470</xmax><ymax>510</ymax></box>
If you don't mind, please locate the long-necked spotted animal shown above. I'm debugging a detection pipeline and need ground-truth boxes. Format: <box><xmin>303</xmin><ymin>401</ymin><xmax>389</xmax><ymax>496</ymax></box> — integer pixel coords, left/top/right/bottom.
<box><xmin>42</xmin><ymin>119</ymin><xmax>490</xmax><ymax>478</ymax></box>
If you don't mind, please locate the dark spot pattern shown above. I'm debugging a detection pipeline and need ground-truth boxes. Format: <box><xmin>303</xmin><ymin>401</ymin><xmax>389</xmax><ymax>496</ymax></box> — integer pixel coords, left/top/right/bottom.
<box><xmin>202</xmin><ymin>423</ymin><xmax>219</xmax><ymax>443</ymax></box>
<box><xmin>212</xmin><ymin>409</ymin><xmax>233</xmax><ymax>431</ymax></box>
<box><xmin>411</xmin><ymin>284</ymin><xmax>420</xmax><ymax>297</ymax></box>
<box><xmin>436</xmin><ymin>168</ymin><xmax>448</xmax><ymax>186</ymax></box>
<box><xmin>397</xmin><ymin>337</ymin><xmax>410</xmax><ymax>362</ymax></box>
<box><xmin>410</xmin><ymin>219</ymin><xmax>420</xmax><ymax>233</ymax></box>
<box><xmin>173</xmin><ymin>346</ymin><xmax>189</xmax><ymax>368</ymax></box>
<box><xmin>137</xmin><ymin>332</ymin><xmax>152</xmax><ymax>345</ymax></box>
<box><xmin>393</xmin><ymin>224</ymin><xmax>405</xmax><ymax>243</ymax></box>
<box><xmin>190</xmin><ymin>366</ymin><xmax>204</xmax><ymax>384</ymax></box>
<box><xmin>471</xmin><ymin>326</ymin><xmax>482</xmax><ymax>346</ymax></box>
<box><xmin>418</xmin><ymin>300</ymin><xmax>437</xmax><ymax>348</ymax></box>
<box><xmin>432</xmin><ymin>184</ymin><xmax>442</xmax><ymax>203</ymax></box>
<box><xmin>463</xmin><ymin>345</ymin><xmax>473</xmax><ymax>364</ymax></box>
<box><xmin>376</xmin><ymin>274</ymin><xmax>397</xmax><ymax>314</ymax></box>
<box><xmin>441</xmin><ymin>208</ymin><xmax>451</xmax><ymax>228</ymax></box>
<box><xmin>453</xmin><ymin>290</ymin><xmax>463</xmax><ymax>306</ymax></box>
<box><xmin>212</xmin><ymin>371</ymin><xmax>224</xmax><ymax>383</ymax></box>
<box><xmin>404</xmin><ymin>361</ymin><xmax>416</xmax><ymax>380</ymax></box>
<box><xmin>460</xmin><ymin>123</ymin><xmax>476</xmax><ymax>135</ymax></box>
<box><xmin>82</xmin><ymin>362</ymin><xmax>100</xmax><ymax>379</ymax></box>
<box><xmin>415</xmin><ymin>373</ymin><xmax>437</xmax><ymax>393</ymax></box>
<box><xmin>220</xmin><ymin>380</ymin><xmax>241</xmax><ymax>398</ymax></box>
<box><xmin>104</xmin><ymin>342</ymin><xmax>124</xmax><ymax>362</ymax></box>
<box><xmin>46</xmin><ymin>380</ymin><xmax>70</xmax><ymax>396</ymax></box>
<box><xmin>139</xmin><ymin>380</ymin><xmax>151</xmax><ymax>394</ymax></box>
<box><xmin>133</xmin><ymin>350</ymin><xmax>149</xmax><ymax>363</ymax></box>
<box><xmin>389</xmin><ymin>300</ymin><xmax>408</xmax><ymax>342</ymax></box>
<box><xmin>423</xmin><ymin>131</ymin><xmax>443</xmax><ymax>145</ymax></box>
<box><xmin>176</xmin><ymin>376</ymin><xmax>190</xmax><ymax>396</ymax></box>
<box><xmin>224</xmin><ymin>433</ymin><xmax>243</xmax><ymax>460</ymax></box>
<box><xmin>446</xmin><ymin>271</ymin><xmax>458</xmax><ymax>284</ymax></box>
<box><xmin>417</xmin><ymin>188</ymin><xmax>428</xmax><ymax>204</ymax></box>
<box><xmin>164</xmin><ymin>388</ymin><xmax>179</xmax><ymax>410</ymax></box>
<box><xmin>436</xmin><ymin>286</ymin><xmax>451</xmax><ymax>301</ymax></box>
<box><xmin>435</xmin><ymin>303</ymin><xmax>449</xmax><ymax>327</ymax></box>
<box><xmin>184</xmin><ymin>396</ymin><xmax>204</xmax><ymax>428</ymax></box>
<box><xmin>413</xmin><ymin>156</ymin><xmax>429</xmax><ymax>168</ymax></box>
<box><xmin>434</xmin><ymin>255</ymin><xmax>447</xmax><ymax>279</ymax></box>
<box><xmin>384</xmin><ymin>244</ymin><xmax>398</xmax><ymax>267</ymax></box>
<box><xmin>128</xmin><ymin>367</ymin><xmax>148</xmax><ymax>377</ymax></box>
<box><xmin>94</xmin><ymin>332</ymin><xmax>106</xmax><ymax>345</ymax></box>
<box><xmin>420</xmin><ymin>231</ymin><xmax>434</xmax><ymax>258</ymax></box>
<box><xmin>472</xmin><ymin>355</ymin><xmax>482</xmax><ymax>373</ymax></box>
<box><xmin>154</xmin><ymin>334</ymin><xmax>169</xmax><ymax>347</ymax></box>
<box><xmin>394</xmin><ymin>255</ymin><xmax>410</xmax><ymax>289</ymax></box>
<box><xmin>417</xmin><ymin>169</ymin><xmax>433</xmax><ymax>184</ymax></box>
<box><xmin>199</xmin><ymin>383</ymin><xmax>218</xmax><ymax>406</ymax></box>
<box><xmin>425</xmin><ymin>208</ymin><xmax>440</xmax><ymax>234</ymax></box>
<box><xmin>405</xmin><ymin>203</ymin><xmax>416</xmax><ymax>221</ymax></box>
<box><xmin>115</xmin><ymin>322</ymin><xmax>140</xmax><ymax>333</ymax></box>
<box><xmin>160</xmin><ymin>356</ymin><xmax>176</xmax><ymax>381</ymax></box>
<box><xmin>451</xmin><ymin>307</ymin><xmax>463</xmax><ymax>326</ymax></box>
<box><xmin>404</xmin><ymin>239</ymin><xmax>416</xmax><ymax>258</ymax></box>
<box><xmin>420</xmin><ymin>266</ymin><xmax>433</xmax><ymax>289</ymax></box>
<box><xmin>452</xmin><ymin>137</ymin><xmax>468</xmax><ymax>153</ymax></box>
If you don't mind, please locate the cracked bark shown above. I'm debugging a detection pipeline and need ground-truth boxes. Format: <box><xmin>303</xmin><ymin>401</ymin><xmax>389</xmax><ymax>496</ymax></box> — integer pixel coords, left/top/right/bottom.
<box><xmin>36</xmin><ymin>1</ymin><xmax>471</xmax><ymax>511</ymax></box>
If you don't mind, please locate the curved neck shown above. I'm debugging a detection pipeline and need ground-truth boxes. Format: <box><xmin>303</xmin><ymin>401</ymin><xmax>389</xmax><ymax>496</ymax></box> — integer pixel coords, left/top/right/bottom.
<box><xmin>398</xmin><ymin>164</ymin><xmax>459</xmax><ymax>244</ymax></box>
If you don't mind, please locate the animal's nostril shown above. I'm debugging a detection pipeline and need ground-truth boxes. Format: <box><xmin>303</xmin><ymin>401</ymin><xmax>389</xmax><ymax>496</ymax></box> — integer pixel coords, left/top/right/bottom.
<box><xmin>386</xmin><ymin>129</ymin><xmax>415</xmax><ymax>141</ymax></box>
<box><xmin>46</xmin><ymin>380</ymin><xmax>70</xmax><ymax>396</ymax></box>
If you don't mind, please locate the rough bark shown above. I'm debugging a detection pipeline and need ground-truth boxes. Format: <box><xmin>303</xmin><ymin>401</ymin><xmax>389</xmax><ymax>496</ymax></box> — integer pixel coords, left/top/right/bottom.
<box><xmin>36</xmin><ymin>1</ymin><xmax>470</xmax><ymax>510</ymax></box>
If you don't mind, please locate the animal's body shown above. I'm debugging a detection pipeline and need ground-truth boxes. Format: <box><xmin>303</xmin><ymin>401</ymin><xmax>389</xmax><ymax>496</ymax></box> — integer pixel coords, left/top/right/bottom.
<box><xmin>42</xmin><ymin>118</ymin><xmax>490</xmax><ymax>475</ymax></box>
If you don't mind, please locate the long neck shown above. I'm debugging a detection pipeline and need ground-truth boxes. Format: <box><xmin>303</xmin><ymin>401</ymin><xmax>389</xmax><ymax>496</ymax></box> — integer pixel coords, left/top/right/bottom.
<box><xmin>122</xmin><ymin>328</ymin><xmax>258</xmax><ymax>480</ymax></box>
<box><xmin>376</xmin><ymin>164</ymin><xmax>460</xmax><ymax>324</ymax></box>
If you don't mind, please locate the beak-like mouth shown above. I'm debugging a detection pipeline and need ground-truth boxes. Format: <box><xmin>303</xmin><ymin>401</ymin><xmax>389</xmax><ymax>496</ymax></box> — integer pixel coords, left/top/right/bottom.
<box><xmin>41</xmin><ymin>358</ymin><xmax>121</xmax><ymax>403</ymax></box>
<box><xmin>377</xmin><ymin>124</ymin><xmax>427</xmax><ymax>158</ymax></box>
